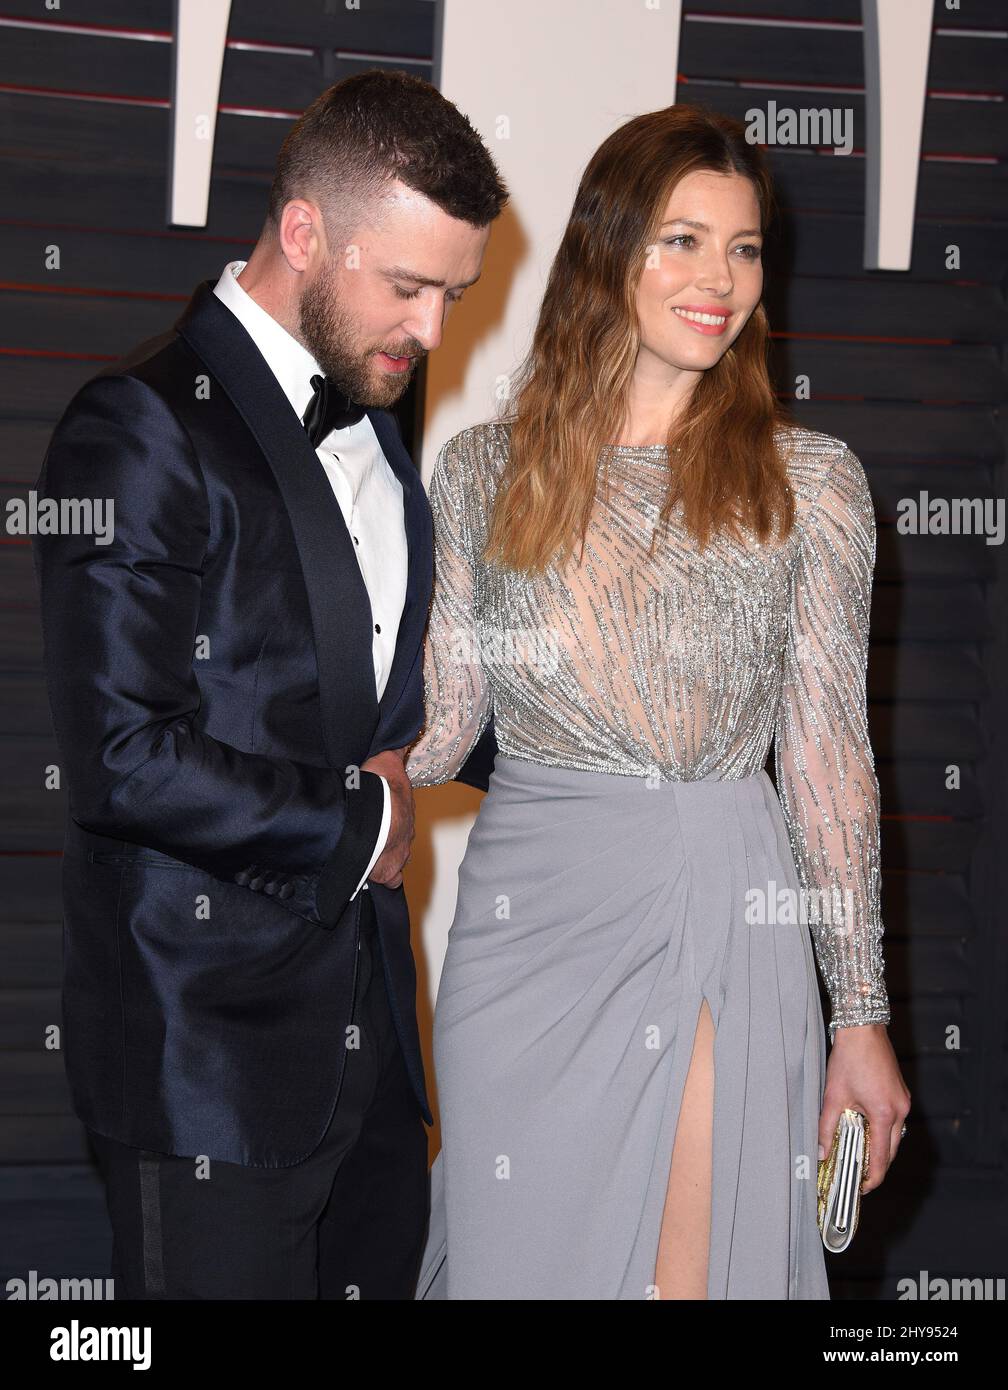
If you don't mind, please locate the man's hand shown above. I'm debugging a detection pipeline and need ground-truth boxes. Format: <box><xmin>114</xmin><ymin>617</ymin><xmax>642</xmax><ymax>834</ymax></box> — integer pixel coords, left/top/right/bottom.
<box><xmin>360</xmin><ymin>747</ymin><xmax>414</xmax><ymax>889</ymax></box>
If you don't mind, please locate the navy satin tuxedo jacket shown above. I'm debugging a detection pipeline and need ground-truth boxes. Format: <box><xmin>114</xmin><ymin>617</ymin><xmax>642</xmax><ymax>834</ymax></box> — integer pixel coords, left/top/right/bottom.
<box><xmin>33</xmin><ymin>279</ymin><xmax>435</xmax><ymax>1165</ymax></box>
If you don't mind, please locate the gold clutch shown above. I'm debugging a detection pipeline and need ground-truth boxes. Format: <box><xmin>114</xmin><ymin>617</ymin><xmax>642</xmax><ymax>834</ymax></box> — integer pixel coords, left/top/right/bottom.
<box><xmin>817</xmin><ymin>1107</ymin><xmax>870</xmax><ymax>1253</ymax></box>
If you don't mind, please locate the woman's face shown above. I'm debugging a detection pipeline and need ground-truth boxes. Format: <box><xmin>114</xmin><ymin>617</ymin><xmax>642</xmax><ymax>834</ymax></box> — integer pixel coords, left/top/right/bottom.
<box><xmin>634</xmin><ymin>168</ymin><xmax>764</xmax><ymax>378</ymax></box>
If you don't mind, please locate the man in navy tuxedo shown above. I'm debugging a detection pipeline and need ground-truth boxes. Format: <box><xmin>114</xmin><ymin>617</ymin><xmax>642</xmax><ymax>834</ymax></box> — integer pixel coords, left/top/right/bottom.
<box><xmin>32</xmin><ymin>71</ymin><xmax>507</xmax><ymax>1299</ymax></box>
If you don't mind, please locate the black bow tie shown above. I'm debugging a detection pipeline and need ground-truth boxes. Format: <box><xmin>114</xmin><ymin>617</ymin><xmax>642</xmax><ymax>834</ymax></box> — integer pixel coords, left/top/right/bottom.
<box><xmin>302</xmin><ymin>374</ymin><xmax>366</xmax><ymax>446</ymax></box>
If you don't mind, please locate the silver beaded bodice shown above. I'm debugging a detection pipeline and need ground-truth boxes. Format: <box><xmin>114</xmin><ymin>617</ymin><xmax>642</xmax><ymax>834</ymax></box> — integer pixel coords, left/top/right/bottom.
<box><xmin>405</xmin><ymin>420</ymin><xmax>890</xmax><ymax>1038</ymax></box>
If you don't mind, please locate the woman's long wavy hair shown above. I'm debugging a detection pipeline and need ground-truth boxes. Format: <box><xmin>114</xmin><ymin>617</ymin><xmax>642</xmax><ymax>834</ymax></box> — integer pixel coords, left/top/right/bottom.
<box><xmin>485</xmin><ymin>105</ymin><xmax>796</xmax><ymax>573</ymax></box>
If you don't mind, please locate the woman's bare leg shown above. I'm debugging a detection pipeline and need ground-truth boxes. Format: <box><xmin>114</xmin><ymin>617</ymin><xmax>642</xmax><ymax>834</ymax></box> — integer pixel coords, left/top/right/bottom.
<box><xmin>653</xmin><ymin>996</ymin><xmax>715</xmax><ymax>1299</ymax></box>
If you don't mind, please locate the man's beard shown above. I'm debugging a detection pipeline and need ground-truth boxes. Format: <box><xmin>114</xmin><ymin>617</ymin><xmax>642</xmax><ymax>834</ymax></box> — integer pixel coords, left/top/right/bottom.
<box><xmin>298</xmin><ymin>259</ymin><xmax>423</xmax><ymax>408</ymax></box>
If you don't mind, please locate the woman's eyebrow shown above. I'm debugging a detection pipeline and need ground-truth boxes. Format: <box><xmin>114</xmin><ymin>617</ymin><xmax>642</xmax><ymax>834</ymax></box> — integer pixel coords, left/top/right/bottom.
<box><xmin>659</xmin><ymin>218</ymin><xmax>762</xmax><ymax>236</ymax></box>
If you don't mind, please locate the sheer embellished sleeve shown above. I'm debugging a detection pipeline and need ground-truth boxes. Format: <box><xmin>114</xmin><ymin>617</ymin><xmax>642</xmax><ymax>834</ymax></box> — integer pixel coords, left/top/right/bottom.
<box><xmin>774</xmin><ymin>442</ymin><xmax>891</xmax><ymax>1041</ymax></box>
<box><xmin>406</xmin><ymin>430</ymin><xmax>493</xmax><ymax>788</ymax></box>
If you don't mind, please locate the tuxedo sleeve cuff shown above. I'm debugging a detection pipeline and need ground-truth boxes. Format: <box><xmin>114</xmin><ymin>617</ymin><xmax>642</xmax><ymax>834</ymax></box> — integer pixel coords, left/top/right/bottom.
<box><xmin>350</xmin><ymin>776</ymin><xmax>391</xmax><ymax>900</ymax></box>
<box><xmin>315</xmin><ymin>770</ymin><xmax>386</xmax><ymax>926</ymax></box>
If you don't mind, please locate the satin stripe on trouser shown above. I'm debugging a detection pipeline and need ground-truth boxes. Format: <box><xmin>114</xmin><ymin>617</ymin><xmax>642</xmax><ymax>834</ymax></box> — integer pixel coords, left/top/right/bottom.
<box><xmin>89</xmin><ymin>889</ymin><xmax>429</xmax><ymax>1299</ymax></box>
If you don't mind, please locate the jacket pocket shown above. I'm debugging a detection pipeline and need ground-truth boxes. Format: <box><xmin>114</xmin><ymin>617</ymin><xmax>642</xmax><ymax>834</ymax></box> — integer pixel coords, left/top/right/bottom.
<box><xmin>88</xmin><ymin>849</ymin><xmax>189</xmax><ymax>869</ymax></box>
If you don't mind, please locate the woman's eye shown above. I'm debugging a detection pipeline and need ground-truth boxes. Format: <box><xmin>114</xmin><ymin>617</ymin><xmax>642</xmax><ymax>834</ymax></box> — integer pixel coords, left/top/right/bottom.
<box><xmin>661</xmin><ymin>236</ymin><xmax>761</xmax><ymax>260</ymax></box>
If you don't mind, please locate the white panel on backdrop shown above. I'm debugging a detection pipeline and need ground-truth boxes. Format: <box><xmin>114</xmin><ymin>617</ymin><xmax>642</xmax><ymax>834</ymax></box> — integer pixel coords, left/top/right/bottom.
<box><xmin>861</xmin><ymin>0</ymin><xmax>933</xmax><ymax>271</ymax></box>
<box><xmin>424</xmin><ymin>0</ymin><xmax>684</xmax><ymax>480</ymax></box>
<box><xmin>168</xmin><ymin>0</ymin><xmax>233</xmax><ymax>226</ymax></box>
<box><xmin>413</xmin><ymin>0</ymin><xmax>684</xmax><ymax>1019</ymax></box>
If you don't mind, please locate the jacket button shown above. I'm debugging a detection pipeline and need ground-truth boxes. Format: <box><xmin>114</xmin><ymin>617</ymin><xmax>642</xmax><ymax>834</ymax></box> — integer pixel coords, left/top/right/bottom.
<box><xmin>277</xmin><ymin>882</ymin><xmax>294</xmax><ymax>900</ymax></box>
<box><xmin>248</xmin><ymin>874</ymin><xmax>265</xmax><ymax>892</ymax></box>
<box><xmin>234</xmin><ymin>866</ymin><xmax>254</xmax><ymax>886</ymax></box>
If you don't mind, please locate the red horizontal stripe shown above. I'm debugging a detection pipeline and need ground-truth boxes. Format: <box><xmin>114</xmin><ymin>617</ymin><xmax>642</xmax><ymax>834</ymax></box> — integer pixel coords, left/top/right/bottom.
<box><xmin>774</xmin><ymin>391</ymin><xmax>869</xmax><ymax>401</ymax></box>
<box><xmin>0</xmin><ymin>81</ymin><xmax>297</xmax><ymax>119</ymax></box>
<box><xmin>762</xmin><ymin>146</ymin><xmax>999</xmax><ymax>163</ymax></box>
<box><xmin>686</xmin><ymin>10</ymin><xmax>859</xmax><ymax>28</ymax></box>
<box><xmin>0</xmin><ymin>280</ymin><xmax>188</xmax><ymax>302</ymax></box>
<box><xmin>3</xmin><ymin>78</ymin><xmax>999</xmax><ymax>149</ymax></box>
<box><xmin>0</xmin><ymin>80</ymin><xmax>167</xmax><ymax>107</ymax></box>
<box><xmin>0</xmin><ymin>348</ymin><xmax>116</xmax><ymax>360</ymax></box>
<box><xmin>0</xmin><ymin>14</ymin><xmax>173</xmax><ymax>40</ymax></box>
<box><xmin>0</xmin><ymin>217</ymin><xmax>253</xmax><ymax>246</ymax></box>
<box><xmin>772</xmin><ymin>331</ymin><xmax>955</xmax><ymax>345</ymax></box>
<box><xmin>0</xmin><ymin>13</ymin><xmax>432</xmax><ymax>64</ymax></box>
<box><xmin>882</xmin><ymin>867</ymin><xmax>955</xmax><ymax>877</ymax></box>
<box><xmin>780</xmin><ymin>208</ymin><xmax>1005</xmax><ymax>233</ymax></box>
<box><xmin>775</xmin><ymin>392</ymin><xmax>980</xmax><ymax>405</ymax></box>
<box><xmin>688</xmin><ymin>8</ymin><xmax>1002</xmax><ymax>39</ymax></box>
<box><xmin>687</xmin><ymin>76</ymin><xmax>1004</xmax><ymax>103</ymax></box>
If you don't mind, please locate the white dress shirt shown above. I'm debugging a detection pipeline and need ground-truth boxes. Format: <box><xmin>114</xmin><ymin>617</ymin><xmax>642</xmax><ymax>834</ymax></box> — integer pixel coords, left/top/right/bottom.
<box><xmin>212</xmin><ymin>260</ymin><xmax>409</xmax><ymax>897</ymax></box>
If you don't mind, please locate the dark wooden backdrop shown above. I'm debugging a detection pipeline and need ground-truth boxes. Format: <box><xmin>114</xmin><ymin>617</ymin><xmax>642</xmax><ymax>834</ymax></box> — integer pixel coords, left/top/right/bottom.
<box><xmin>0</xmin><ymin>0</ymin><xmax>1004</xmax><ymax>1298</ymax></box>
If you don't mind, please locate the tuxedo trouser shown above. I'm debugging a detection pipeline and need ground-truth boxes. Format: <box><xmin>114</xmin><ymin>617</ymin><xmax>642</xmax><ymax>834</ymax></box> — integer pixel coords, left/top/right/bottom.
<box><xmin>87</xmin><ymin>888</ymin><xmax>430</xmax><ymax>1299</ymax></box>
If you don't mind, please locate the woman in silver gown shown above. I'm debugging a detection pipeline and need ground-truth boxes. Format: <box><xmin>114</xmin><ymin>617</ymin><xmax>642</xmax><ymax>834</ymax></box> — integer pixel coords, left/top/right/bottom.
<box><xmin>405</xmin><ymin>106</ymin><xmax>911</xmax><ymax>1300</ymax></box>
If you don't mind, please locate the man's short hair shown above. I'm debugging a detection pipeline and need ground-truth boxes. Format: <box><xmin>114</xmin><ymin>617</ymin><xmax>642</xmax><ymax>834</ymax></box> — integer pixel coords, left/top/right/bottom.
<box><xmin>267</xmin><ymin>69</ymin><xmax>509</xmax><ymax>240</ymax></box>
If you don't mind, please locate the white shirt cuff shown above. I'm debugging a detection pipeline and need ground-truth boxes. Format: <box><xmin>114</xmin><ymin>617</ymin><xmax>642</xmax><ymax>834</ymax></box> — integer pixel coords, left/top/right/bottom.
<box><xmin>350</xmin><ymin>774</ymin><xmax>391</xmax><ymax>898</ymax></box>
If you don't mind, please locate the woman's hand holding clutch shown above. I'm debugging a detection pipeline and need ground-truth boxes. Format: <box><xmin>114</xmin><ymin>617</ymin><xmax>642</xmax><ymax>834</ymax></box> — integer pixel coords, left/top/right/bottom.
<box><xmin>820</xmin><ymin>1024</ymin><xmax>911</xmax><ymax>1195</ymax></box>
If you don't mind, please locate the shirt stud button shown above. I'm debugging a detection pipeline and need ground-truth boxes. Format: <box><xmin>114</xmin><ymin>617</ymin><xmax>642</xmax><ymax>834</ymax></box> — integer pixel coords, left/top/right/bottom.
<box><xmin>374</xmin><ymin>623</ymin><xmax>381</xmax><ymax>633</ymax></box>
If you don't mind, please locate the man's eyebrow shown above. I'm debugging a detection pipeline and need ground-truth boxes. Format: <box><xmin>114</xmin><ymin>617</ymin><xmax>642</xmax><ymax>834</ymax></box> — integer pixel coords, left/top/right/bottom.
<box><xmin>382</xmin><ymin>265</ymin><xmax>482</xmax><ymax>289</ymax></box>
<box><xmin>659</xmin><ymin>218</ymin><xmax>763</xmax><ymax>237</ymax></box>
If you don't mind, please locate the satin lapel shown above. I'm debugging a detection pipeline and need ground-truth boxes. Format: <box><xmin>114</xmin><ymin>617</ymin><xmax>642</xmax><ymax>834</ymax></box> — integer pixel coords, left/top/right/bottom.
<box><xmin>366</xmin><ymin>407</ymin><xmax>433</xmax><ymax>736</ymax></box>
<box><xmin>175</xmin><ymin>280</ymin><xmax>378</xmax><ymax>768</ymax></box>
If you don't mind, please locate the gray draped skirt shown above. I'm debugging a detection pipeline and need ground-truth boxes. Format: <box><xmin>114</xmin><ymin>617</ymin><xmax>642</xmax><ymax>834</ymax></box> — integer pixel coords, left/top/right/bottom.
<box><xmin>415</xmin><ymin>755</ymin><xmax>831</xmax><ymax>1299</ymax></box>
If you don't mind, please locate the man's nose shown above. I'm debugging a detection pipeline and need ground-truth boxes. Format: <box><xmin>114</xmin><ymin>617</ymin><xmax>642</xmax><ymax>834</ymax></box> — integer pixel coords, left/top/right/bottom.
<box><xmin>402</xmin><ymin>299</ymin><xmax>447</xmax><ymax>353</ymax></box>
